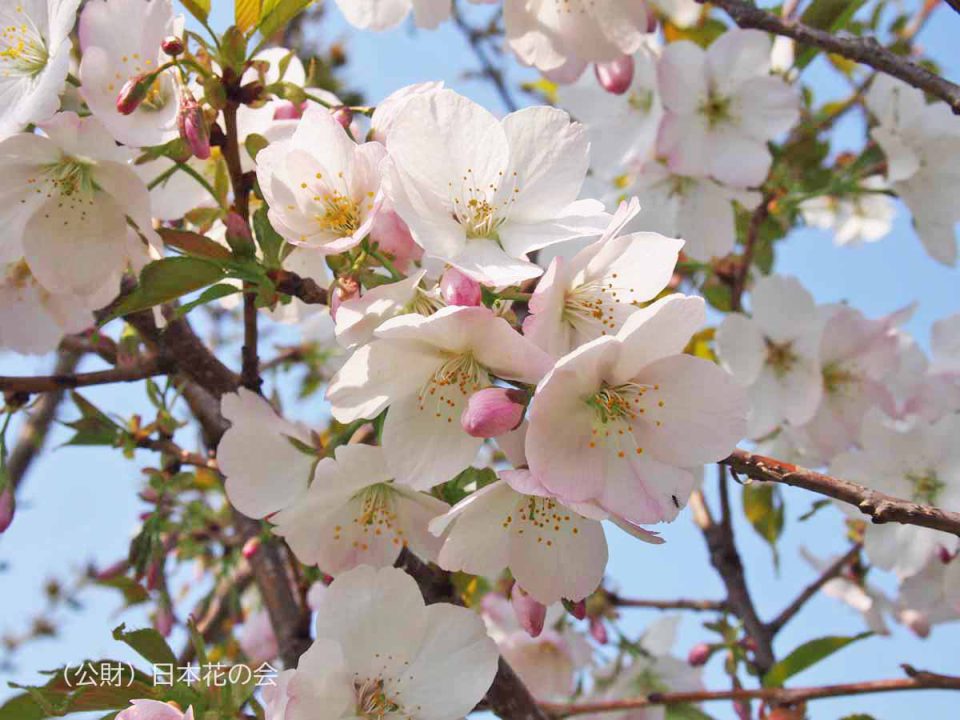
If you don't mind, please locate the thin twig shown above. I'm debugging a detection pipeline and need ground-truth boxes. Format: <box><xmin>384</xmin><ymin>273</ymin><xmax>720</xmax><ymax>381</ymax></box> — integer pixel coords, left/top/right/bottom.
<box><xmin>704</xmin><ymin>0</ymin><xmax>960</xmax><ymax>113</ymax></box>
<box><xmin>0</xmin><ymin>357</ymin><xmax>172</xmax><ymax>395</ymax></box>
<box><xmin>451</xmin><ymin>3</ymin><xmax>519</xmax><ymax>113</ymax></box>
<box><xmin>607</xmin><ymin>594</ymin><xmax>728</xmax><ymax>612</ymax></box>
<box><xmin>723</xmin><ymin>449</ymin><xmax>960</xmax><ymax>537</ymax></box>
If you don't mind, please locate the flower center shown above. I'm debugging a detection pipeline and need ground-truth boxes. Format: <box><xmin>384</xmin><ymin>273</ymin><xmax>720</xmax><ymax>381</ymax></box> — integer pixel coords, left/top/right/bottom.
<box><xmin>43</xmin><ymin>158</ymin><xmax>97</xmax><ymax>199</ymax></box>
<box><xmin>906</xmin><ymin>470</ymin><xmax>943</xmax><ymax>505</ymax></box>
<box><xmin>584</xmin><ymin>382</ymin><xmax>664</xmax><ymax>458</ymax></box>
<box><xmin>332</xmin><ymin>483</ymin><xmax>410</xmax><ymax>552</ymax></box>
<box><xmin>0</xmin><ymin>8</ymin><xmax>48</xmax><ymax>78</ymax></box>
<box><xmin>140</xmin><ymin>75</ymin><xmax>173</xmax><ymax>112</ymax></box>
<box><xmin>822</xmin><ymin>361</ymin><xmax>858</xmax><ymax>395</ymax></box>
<box><xmin>562</xmin><ymin>276</ymin><xmax>636</xmax><ymax>337</ymax></box>
<box><xmin>628</xmin><ymin>89</ymin><xmax>654</xmax><ymax>114</ymax></box>
<box><xmin>404</xmin><ymin>287</ymin><xmax>445</xmax><ymax>317</ymax></box>
<box><xmin>502</xmin><ymin>496</ymin><xmax>584</xmax><ymax>546</ymax></box>
<box><xmin>700</xmin><ymin>92</ymin><xmax>733</xmax><ymax>128</ymax></box>
<box><xmin>316</xmin><ymin>191</ymin><xmax>361</xmax><ymax>235</ymax></box>
<box><xmin>765</xmin><ymin>338</ymin><xmax>798</xmax><ymax>378</ymax></box>
<box><xmin>5</xmin><ymin>259</ymin><xmax>33</xmax><ymax>288</ymax></box>
<box><xmin>417</xmin><ymin>353</ymin><xmax>488</xmax><ymax>423</ymax></box>
<box><xmin>354</xmin><ymin>678</ymin><xmax>402</xmax><ymax>720</ymax></box>
<box><xmin>450</xmin><ymin>168</ymin><xmax>519</xmax><ymax>240</ymax></box>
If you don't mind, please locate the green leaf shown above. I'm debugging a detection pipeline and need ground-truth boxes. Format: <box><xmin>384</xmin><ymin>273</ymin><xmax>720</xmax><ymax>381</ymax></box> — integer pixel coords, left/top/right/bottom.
<box><xmin>742</xmin><ymin>482</ymin><xmax>784</xmax><ymax>567</ymax></box>
<box><xmin>795</xmin><ymin>0</ymin><xmax>868</xmax><ymax>69</ymax></box>
<box><xmin>236</xmin><ymin>0</ymin><xmax>261</xmax><ymax>33</ymax></box>
<box><xmin>798</xmin><ymin>498</ymin><xmax>831</xmax><ymax>522</ymax></box>
<box><xmin>112</xmin><ymin>624</ymin><xmax>178</xmax><ymax>667</ymax></box>
<box><xmin>439</xmin><ymin>467</ymin><xmax>498</xmax><ymax>505</ymax></box>
<box><xmin>62</xmin><ymin>392</ymin><xmax>121</xmax><ymax>447</ymax></box>
<box><xmin>179</xmin><ymin>0</ymin><xmax>211</xmax><ymax>22</ymax></box>
<box><xmin>702</xmin><ymin>279</ymin><xmax>732</xmax><ymax>312</ymax></box>
<box><xmin>258</xmin><ymin>0</ymin><xmax>313</xmax><ymax>40</ymax></box>
<box><xmin>92</xmin><ymin>575</ymin><xmax>149</xmax><ymax>607</ymax></box>
<box><xmin>158</xmin><ymin>228</ymin><xmax>231</xmax><ymax>260</ymax></box>
<box><xmin>106</xmin><ymin>257</ymin><xmax>226</xmax><ymax>320</ymax></box>
<box><xmin>763</xmin><ymin>632</ymin><xmax>872</xmax><ymax>687</ymax></box>
<box><xmin>253</xmin><ymin>205</ymin><xmax>284</xmax><ymax>269</ymax></box>
<box><xmin>175</xmin><ymin>283</ymin><xmax>243</xmax><ymax>317</ymax></box>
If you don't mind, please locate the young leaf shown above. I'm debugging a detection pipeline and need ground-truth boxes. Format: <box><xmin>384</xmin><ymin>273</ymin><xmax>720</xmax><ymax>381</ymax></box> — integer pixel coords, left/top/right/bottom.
<box><xmin>174</xmin><ymin>283</ymin><xmax>243</xmax><ymax>318</ymax></box>
<box><xmin>180</xmin><ymin>0</ymin><xmax>211</xmax><ymax>23</ymax></box>
<box><xmin>112</xmin><ymin>624</ymin><xmax>178</xmax><ymax>667</ymax></box>
<box><xmin>106</xmin><ymin>257</ymin><xmax>226</xmax><ymax>320</ymax></box>
<box><xmin>742</xmin><ymin>482</ymin><xmax>785</xmax><ymax>567</ymax></box>
<box><xmin>762</xmin><ymin>632</ymin><xmax>872</xmax><ymax>688</ymax></box>
<box><xmin>253</xmin><ymin>204</ymin><xmax>285</xmax><ymax>269</ymax></box>
<box><xmin>158</xmin><ymin>228</ymin><xmax>231</xmax><ymax>261</ymax></box>
<box><xmin>236</xmin><ymin>0</ymin><xmax>262</xmax><ymax>33</ymax></box>
<box><xmin>62</xmin><ymin>392</ymin><xmax>122</xmax><ymax>447</ymax></box>
<box><xmin>258</xmin><ymin>0</ymin><xmax>313</xmax><ymax>40</ymax></box>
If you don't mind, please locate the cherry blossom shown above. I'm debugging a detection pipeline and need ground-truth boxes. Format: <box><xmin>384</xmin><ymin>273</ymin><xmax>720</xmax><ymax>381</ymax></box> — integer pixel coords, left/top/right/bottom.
<box><xmin>527</xmin><ymin>294</ymin><xmax>747</xmax><ymax>524</ymax></box>
<box><xmin>656</xmin><ymin>29</ymin><xmax>799</xmax><ymax>188</ymax></box>
<box><xmin>0</xmin><ymin>0</ymin><xmax>79</xmax><ymax>138</ymax></box>
<box><xmin>270</xmin><ymin>444</ymin><xmax>448</xmax><ymax>573</ymax></box>
<box><xmin>649</xmin><ymin>0</ymin><xmax>701</xmax><ymax>27</ymax></box>
<box><xmin>333</xmin><ymin>270</ymin><xmax>435</xmax><ymax>350</ymax></box>
<box><xmin>256</xmin><ymin>105</ymin><xmax>386</xmax><ymax>254</ymax></box>
<box><xmin>78</xmin><ymin>0</ymin><xmax>182</xmax><ymax>147</ymax></box>
<box><xmin>523</xmin><ymin>198</ymin><xmax>683</xmax><ymax>358</ymax></box>
<box><xmin>282</xmin><ymin>565</ymin><xmax>499</xmax><ymax>720</ymax></box>
<box><xmin>382</xmin><ymin>89</ymin><xmax>608</xmax><ymax>286</ymax></box>
<box><xmin>116</xmin><ymin>701</ymin><xmax>194</xmax><ymax>720</ymax></box>
<box><xmin>624</xmin><ymin>158</ymin><xmax>761</xmax><ymax>261</ymax></box>
<box><xmin>831</xmin><ymin>411</ymin><xmax>960</xmax><ymax>578</ymax></box>
<box><xmin>332</xmin><ymin>0</ymin><xmax>450</xmax><ymax>31</ymax></box>
<box><xmin>0</xmin><ymin>112</ymin><xmax>160</xmax><ymax>297</ymax></box>
<box><xmin>327</xmin><ymin>306</ymin><xmax>553</xmax><ymax>489</ymax></box>
<box><xmin>219</xmin><ymin>389</ymin><xmax>317</xmax><ymax>519</ymax></box>
<box><xmin>800</xmin><ymin>547</ymin><xmax>892</xmax><ymax>635</ymax></box>
<box><xmin>895</xmin><ymin>552</ymin><xmax>960</xmax><ymax>636</ymax></box>
<box><xmin>717</xmin><ymin>274</ymin><xmax>824</xmax><ymax>439</ymax></box>
<box><xmin>238</xmin><ymin>609</ymin><xmax>280</xmax><ymax>664</ymax></box>
<box><xmin>503</xmin><ymin>0</ymin><xmax>650</xmax><ymax>76</ymax></box>
<box><xmin>800</xmin><ymin>177</ymin><xmax>895</xmax><ymax>247</ymax></box>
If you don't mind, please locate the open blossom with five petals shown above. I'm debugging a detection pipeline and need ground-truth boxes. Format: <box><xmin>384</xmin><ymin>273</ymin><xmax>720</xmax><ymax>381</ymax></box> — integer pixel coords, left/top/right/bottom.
<box><xmin>526</xmin><ymin>294</ymin><xmax>747</xmax><ymax>525</ymax></box>
<box><xmin>717</xmin><ymin>274</ymin><xmax>824</xmax><ymax>439</ymax></box>
<box><xmin>382</xmin><ymin>89</ymin><xmax>608</xmax><ymax>286</ymax></box>
<box><xmin>0</xmin><ymin>0</ymin><xmax>79</xmax><ymax>138</ymax></box>
<box><xmin>831</xmin><ymin>411</ymin><xmax>960</xmax><ymax>579</ymax></box>
<box><xmin>271</xmin><ymin>444</ymin><xmax>448</xmax><ymax>573</ymax></box>
<box><xmin>281</xmin><ymin>565</ymin><xmax>499</xmax><ymax>720</ymax></box>
<box><xmin>523</xmin><ymin>198</ymin><xmax>683</xmax><ymax>358</ymax></box>
<box><xmin>79</xmin><ymin>0</ymin><xmax>182</xmax><ymax>147</ymax></box>
<box><xmin>503</xmin><ymin>0</ymin><xmax>650</xmax><ymax>76</ymax></box>
<box><xmin>0</xmin><ymin>112</ymin><xmax>160</xmax><ymax>297</ymax></box>
<box><xmin>625</xmin><ymin>158</ymin><xmax>761</xmax><ymax>261</ymax></box>
<box><xmin>656</xmin><ymin>29</ymin><xmax>800</xmax><ymax>188</ymax></box>
<box><xmin>866</xmin><ymin>75</ymin><xmax>960</xmax><ymax>265</ymax></box>
<box><xmin>333</xmin><ymin>270</ymin><xmax>438</xmax><ymax>350</ymax></box>
<box><xmin>219</xmin><ymin>389</ymin><xmax>318</xmax><ymax>519</ymax></box>
<box><xmin>257</xmin><ymin>105</ymin><xmax>386</xmax><ymax>254</ymax></box>
<box><xmin>800</xmin><ymin>176</ymin><xmax>895</xmax><ymax>247</ymax></box>
<box><xmin>327</xmin><ymin>306</ymin><xmax>553</xmax><ymax>488</ymax></box>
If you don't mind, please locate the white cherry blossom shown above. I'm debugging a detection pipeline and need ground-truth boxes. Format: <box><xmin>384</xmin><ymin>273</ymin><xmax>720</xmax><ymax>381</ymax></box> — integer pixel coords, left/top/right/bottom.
<box><xmin>0</xmin><ymin>112</ymin><xmax>160</xmax><ymax>297</ymax></box>
<box><xmin>327</xmin><ymin>306</ymin><xmax>553</xmax><ymax>488</ymax></box>
<box><xmin>333</xmin><ymin>0</ymin><xmax>450</xmax><ymax>31</ymax></box>
<box><xmin>271</xmin><ymin>444</ymin><xmax>448</xmax><ymax>573</ymax></box>
<box><xmin>895</xmin><ymin>552</ymin><xmax>960</xmax><ymax>636</ymax></box>
<box><xmin>526</xmin><ymin>294</ymin><xmax>747</xmax><ymax>524</ymax></box>
<box><xmin>523</xmin><ymin>198</ymin><xmax>683</xmax><ymax>358</ymax></box>
<box><xmin>79</xmin><ymin>0</ymin><xmax>182</xmax><ymax>147</ymax></box>
<box><xmin>656</xmin><ymin>29</ymin><xmax>800</xmax><ymax>188</ymax></box>
<box><xmin>334</xmin><ymin>270</ymin><xmax>438</xmax><ymax>350</ymax></box>
<box><xmin>257</xmin><ymin>105</ymin><xmax>386</xmax><ymax>254</ymax></box>
<box><xmin>382</xmin><ymin>89</ymin><xmax>608</xmax><ymax>286</ymax></box>
<box><xmin>0</xmin><ymin>0</ymin><xmax>79</xmax><ymax>138</ymax></box>
<box><xmin>800</xmin><ymin>177</ymin><xmax>895</xmax><ymax>247</ymax></box>
<box><xmin>717</xmin><ymin>274</ymin><xmax>824</xmax><ymax>439</ymax></box>
<box><xmin>219</xmin><ymin>389</ymin><xmax>317</xmax><ymax>519</ymax></box>
<box><xmin>282</xmin><ymin>565</ymin><xmax>499</xmax><ymax>720</ymax></box>
<box><xmin>800</xmin><ymin>547</ymin><xmax>892</xmax><ymax>635</ymax></box>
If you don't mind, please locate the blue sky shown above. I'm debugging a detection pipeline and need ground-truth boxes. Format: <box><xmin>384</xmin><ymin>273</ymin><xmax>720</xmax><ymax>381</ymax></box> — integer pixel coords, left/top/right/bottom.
<box><xmin>1</xmin><ymin>2</ymin><xmax>959</xmax><ymax>719</ymax></box>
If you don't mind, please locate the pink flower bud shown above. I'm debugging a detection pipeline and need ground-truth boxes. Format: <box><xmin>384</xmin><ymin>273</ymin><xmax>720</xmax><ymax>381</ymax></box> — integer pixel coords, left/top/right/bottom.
<box><xmin>511</xmin><ymin>586</ymin><xmax>547</xmax><ymax>638</ymax></box>
<box><xmin>440</xmin><ymin>267</ymin><xmax>482</xmax><ymax>307</ymax></box>
<box><xmin>177</xmin><ymin>87</ymin><xmax>210</xmax><ymax>160</ymax></box>
<box><xmin>93</xmin><ymin>559</ymin><xmax>128</xmax><ymax>581</ymax></box>
<box><xmin>116</xmin><ymin>74</ymin><xmax>151</xmax><ymax>115</ymax></box>
<box><xmin>564</xmin><ymin>598</ymin><xmax>587</xmax><ymax>620</ymax></box>
<box><xmin>687</xmin><ymin>642</ymin><xmax>712</xmax><ymax>666</ymax></box>
<box><xmin>589</xmin><ymin>616</ymin><xmax>608</xmax><ymax>644</ymax></box>
<box><xmin>154</xmin><ymin>605</ymin><xmax>174</xmax><ymax>637</ymax></box>
<box><xmin>224</xmin><ymin>211</ymin><xmax>255</xmax><ymax>257</ymax></box>
<box><xmin>594</xmin><ymin>56</ymin><xmax>635</xmax><ymax>95</ymax></box>
<box><xmin>161</xmin><ymin>36</ymin><xmax>184</xmax><ymax>56</ymax></box>
<box><xmin>273</xmin><ymin>101</ymin><xmax>306</xmax><ymax>120</ymax></box>
<box><xmin>242</xmin><ymin>536</ymin><xmax>261</xmax><ymax>560</ymax></box>
<box><xmin>331</xmin><ymin>106</ymin><xmax>353</xmax><ymax>130</ymax></box>
<box><xmin>938</xmin><ymin>545</ymin><xmax>955</xmax><ymax>564</ymax></box>
<box><xmin>0</xmin><ymin>485</ymin><xmax>13</xmax><ymax>534</ymax></box>
<box><xmin>370</xmin><ymin>211</ymin><xmax>422</xmax><ymax>272</ymax></box>
<box><xmin>461</xmin><ymin>387</ymin><xmax>526</xmax><ymax>438</ymax></box>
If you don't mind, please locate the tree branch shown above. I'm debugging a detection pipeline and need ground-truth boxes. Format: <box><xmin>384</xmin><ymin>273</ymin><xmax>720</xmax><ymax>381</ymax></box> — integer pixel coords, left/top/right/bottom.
<box><xmin>767</xmin><ymin>542</ymin><xmax>862</xmax><ymax>634</ymax></box>
<box><xmin>269</xmin><ymin>269</ymin><xmax>329</xmax><ymax>305</ymax></box>
<box><xmin>606</xmin><ymin>593</ymin><xmax>728</xmax><ymax>612</ymax></box>
<box><xmin>723</xmin><ymin>449</ymin><xmax>960</xmax><ymax>537</ymax></box>
<box><xmin>540</xmin><ymin>665</ymin><xmax>960</xmax><ymax>716</ymax></box>
<box><xmin>0</xmin><ymin>356</ymin><xmax>172</xmax><ymax>395</ymax></box>
<box><xmin>704</xmin><ymin>0</ymin><xmax>960</xmax><ymax>114</ymax></box>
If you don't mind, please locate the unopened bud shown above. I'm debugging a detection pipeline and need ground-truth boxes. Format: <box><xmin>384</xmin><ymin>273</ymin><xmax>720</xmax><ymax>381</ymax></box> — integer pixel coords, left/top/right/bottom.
<box><xmin>178</xmin><ymin>87</ymin><xmax>210</xmax><ymax>160</ymax></box>
<box><xmin>594</xmin><ymin>56</ymin><xmax>635</xmax><ymax>95</ymax></box>
<box><xmin>139</xmin><ymin>487</ymin><xmax>160</xmax><ymax>504</ymax></box>
<box><xmin>938</xmin><ymin>545</ymin><xmax>955</xmax><ymax>564</ymax></box>
<box><xmin>116</xmin><ymin>74</ymin><xmax>152</xmax><ymax>115</ymax></box>
<box><xmin>440</xmin><ymin>266</ymin><xmax>482</xmax><ymax>307</ymax></box>
<box><xmin>242</xmin><ymin>536</ymin><xmax>261</xmax><ymax>560</ymax></box>
<box><xmin>154</xmin><ymin>605</ymin><xmax>174</xmax><ymax>637</ymax></box>
<box><xmin>563</xmin><ymin>597</ymin><xmax>587</xmax><ymax>620</ymax></box>
<box><xmin>161</xmin><ymin>36</ymin><xmax>184</xmax><ymax>56</ymax></box>
<box><xmin>0</xmin><ymin>485</ymin><xmax>13</xmax><ymax>534</ymax></box>
<box><xmin>370</xmin><ymin>211</ymin><xmax>422</xmax><ymax>272</ymax></box>
<box><xmin>687</xmin><ymin>642</ymin><xmax>712</xmax><ymax>666</ymax></box>
<box><xmin>331</xmin><ymin>106</ymin><xmax>353</xmax><ymax>130</ymax></box>
<box><xmin>224</xmin><ymin>211</ymin><xmax>256</xmax><ymax>257</ymax></box>
<box><xmin>93</xmin><ymin>559</ymin><xmax>128</xmax><ymax>581</ymax></box>
<box><xmin>273</xmin><ymin>101</ymin><xmax>305</xmax><ymax>120</ymax></box>
<box><xmin>461</xmin><ymin>387</ymin><xmax>526</xmax><ymax>438</ymax></box>
<box><xmin>511</xmin><ymin>586</ymin><xmax>547</xmax><ymax>638</ymax></box>
<box><xmin>589</xmin><ymin>616</ymin><xmax>608</xmax><ymax>644</ymax></box>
